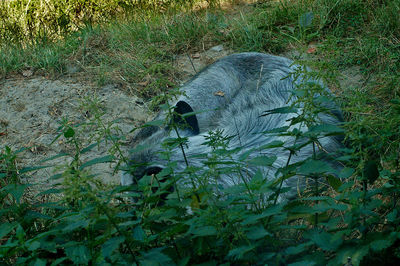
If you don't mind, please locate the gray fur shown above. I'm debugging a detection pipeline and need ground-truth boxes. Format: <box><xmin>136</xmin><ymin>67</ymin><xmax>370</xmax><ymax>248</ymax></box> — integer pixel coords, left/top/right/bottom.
<box><xmin>121</xmin><ymin>52</ymin><xmax>343</xmax><ymax>199</ymax></box>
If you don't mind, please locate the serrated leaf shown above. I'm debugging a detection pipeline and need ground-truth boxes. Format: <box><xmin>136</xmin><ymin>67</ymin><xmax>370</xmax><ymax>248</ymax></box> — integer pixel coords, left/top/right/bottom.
<box><xmin>308</xmin><ymin>230</ymin><xmax>342</xmax><ymax>251</ymax></box>
<box><xmin>27</xmin><ymin>241</ymin><xmax>41</xmax><ymax>251</ymax></box>
<box><xmin>285</xmin><ymin>242</ymin><xmax>312</xmax><ymax>255</ymax></box>
<box><xmin>248</xmin><ymin>155</ymin><xmax>277</xmax><ymax>166</ymax></box>
<box><xmin>227</xmin><ymin>245</ymin><xmax>255</xmax><ymax>260</ymax></box>
<box><xmin>328</xmin><ymin>245</ymin><xmax>369</xmax><ymax>266</ymax></box>
<box><xmin>339</xmin><ymin>167</ymin><xmax>354</xmax><ymax>179</ymax></box>
<box><xmin>369</xmin><ymin>239</ymin><xmax>394</xmax><ymax>252</ymax></box>
<box><xmin>37</xmin><ymin>188</ymin><xmax>62</xmax><ymax>196</ymax></box>
<box><xmin>2</xmin><ymin>184</ymin><xmax>29</xmax><ymax>203</ymax></box>
<box><xmin>298</xmin><ymin>160</ymin><xmax>334</xmax><ymax>175</ymax></box>
<box><xmin>33</xmin><ymin>258</ymin><xmax>46</xmax><ymax>266</ymax></box>
<box><xmin>289</xmin><ymin>260</ymin><xmax>317</xmax><ymax>266</ymax></box>
<box><xmin>241</xmin><ymin>204</ymin><xmax>284</xmax><ymax>225</ymax></box>
<box><xmin>141</xmin><ymin>248</ymin><xmax>172</xmax><ymax>264</ymax></box>
<box><xmin>65</xmin><ymin>244</ymin><xmax>91</xmax><ymax>265</ymax></box>
<box><xmin>0</xmin><ymin>222</ymin><xmax>16</xmax><ymax>239</ymax></box>
<box><xmin>191</xmin><ymin>226</ymin><xmax>217</xmax><ymax>236</ymax></box>
<box><xmin>133</xmin><ymin>226</ymin><xmax>146</xmax><ymax>241</ymax></box>
<box><xmin>16</xmin><ymin>224</ymin><xmax>25</xmax><ymax>239</ymax></box>
<box><xmin>246</xmin><ymin>226</ymin><xmax>270</xmax><ymax>240</ymax></box>
<box><xmin>363</xmin><ymin>160</ymin><xmax>379</xmax><ymax>184</ymax></box>
<box><xmin>80</xmin><ymin>155</ymin><xmax>114</xmax><ymax>170</ymax></box>
<box><xmin>386</xmin><ymin>209</ymin><xmax>397</xmax><ymax>222</ymax></box>
<box><xmin>63</xmin><ymin>219</ymin><xmax>89</xmax><ymax>232</ymax></box>
<box><xmin>308</xmin><ymin>124</ymin><xmax>344</xmax><ymax>135</ymax></box>
<box><xmin>258</xmin><ymin>140</ymin><xmax>284</xmax><ymax>149</ymax></box>
<box><xmin>102</xmin><ymin>236</ymin><xmax>125</xmax><ymax>258</ymax></box>
<box><xmin>327</xmin><ymin>175</ymin><xmax>342</xmax><ymax>192</ymax></box>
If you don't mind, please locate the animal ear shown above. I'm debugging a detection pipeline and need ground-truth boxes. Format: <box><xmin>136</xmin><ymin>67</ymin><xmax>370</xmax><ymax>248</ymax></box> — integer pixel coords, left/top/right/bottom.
<box><xmin>172</xmin><ymin>101</ymin><xmax>200</xmax><ymax>135</ymax></box>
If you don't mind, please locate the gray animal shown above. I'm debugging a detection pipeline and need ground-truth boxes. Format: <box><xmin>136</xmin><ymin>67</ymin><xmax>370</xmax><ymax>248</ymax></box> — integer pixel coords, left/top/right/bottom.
<box><xmin>121</xmin><ymin>52</ymin><xmax>343</xmax><ymax>200</ymax></box>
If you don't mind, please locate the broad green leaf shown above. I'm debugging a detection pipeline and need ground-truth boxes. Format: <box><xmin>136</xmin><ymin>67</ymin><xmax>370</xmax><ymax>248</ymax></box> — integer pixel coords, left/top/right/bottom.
<box><xmin>191</xmin><ymin>226</ymin><xmax>217</xmax><ymax>237</ymax></box>
<box><xmin>227</xmin><ymin>245</ymin><xmax>255</xmax><ymax>260</ymax></box>
<box><xmin>285</xmin><ymin>242</ymin><xmax>312</xmax><ymax>255</ymax></box>
<box><xmin>241</xmin><ymin>204</ymin><xmax>284</xmax><ymax>225</ymax></box>
<box><xmin>65</xmin><ymin>244</ymin><xmax>91</xmax><ymax>265</ymax></box>
<box><xmin>141</xmin><ymin>248</ymin><xmax>172</xmax><ymax>264</ymax></box>
<box><xmin>328</xmin><ymin>245</ymin><xmax>369</xmax><ymax>266</ymax></box>
<box><xmin>308</xmin><ymin>124</ymin><xmax>344</xmax><ymax>135</ymax></box>
<box><xmin>308</xmin><ymin>230</ymin><xmax>342</xmax><ymax>251</ymax></box>
<box><xmin>16</xmin><ymin>224</ymin><xmax>25</xmax><ymax>239</ymax></box>
<box><xmin>37</xmin><ymin>188</ymin><xmax>62</xmax><ymax>196</ymax></box>
<box><xmin>20</xmin><ymin>165</ymin><xmax>50</xmax><ymax>173</ymax></box>
<box><xmin>80</xmin><ymin>142</ymin><xmax>100</xmax><ymax>154</ymax></box>
<box><xmin>248</xmin><ymin>155</ymin><xmax>277</xmax><ymax>166</ymax></box>
<box><xmin>133</xmin><ymin>226</ymin><xmax>146</xmax><ymax>241</ymax></box>
<box><xmin>39</xmin><ymin>152</ymin><xmax>69</xmax><ymax>163</ymax></box>
<box><xmin>258</xmin><ymin>140</ymin><xmax>284</xmax><ymax>150</ymax></box>
<box><xmin>102</xmin><ymin>236</ymin><xmax>125</xmax><ymax>258</ymax></box>
<box><xmin>386</xmin><ymin>209</ymin><xmax>397</xmax><ymax>222</ymax></box>
<box><xmin>313</xmin><ymin>202</ymin><xmax>348</xmax><ymax>212</ymax></box>
<box><xmin>0</xmin><ymin>222</ymin><xmax>16</xmax><ymax>239</ymax></box>
<box><xmin>246</xmin><ymin>226</ymin><xmax>271</xmax><ymax>240</ymax></box>
<box><xmin>2</xmin><ymin>184</ymin><xmax>29</xmax><ymax>203</ymax></box>
<box><xmin>50</xmin><ymin>258</ymin><xmax>68</xmax><ymax>266</ymax></box>
<box><xmin>289</xmin><ymin>260</ymin><xmax>316</xmax><ymax>266</ymax></box>
<box><xmin>145</xmin><ymin>119</ymin><xmax>164</xmax><ymax>127</ymax></box>
<box><xmin>27</xmin><ymin>241</ymin><xmax>41</xmax><ymax>251</ymax></box>
<box><xmin>80</xmin><ymin>155</ymin><xmax>114</xmax><ymax>170</ymax></box>
<box><xmin>327</xmin><ymin>175</ymin><xmax>342</xmax><ymax>192</ymax></box>
<box><xmin>63</xmin><ymin>219</ymin><xmax>90</xmax><ymax>232</ymax></box>
<box><xmin>298</xmin><ymin>160</ymin><xmax>334</xmax><ymax>175</ymax></box>
<box><xmin>369</xmin><ymin>239</ymin><xmax>394</xmax><ymax>252</ymax></box>
<box><xmin>33</xmin><ymin>258</ymin><xmax>46</xmax><ymax>266</ymax></box>
<box><xmin>363</xmin><ymin>160</ymin><xmax>379</xmax><ymax>184</ymax></box>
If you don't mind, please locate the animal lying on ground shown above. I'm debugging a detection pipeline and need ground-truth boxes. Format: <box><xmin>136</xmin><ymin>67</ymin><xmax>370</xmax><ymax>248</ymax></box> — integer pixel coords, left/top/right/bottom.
<box><xmin>121</xmin><ymin>52</ymin><xmax>343</xmax><ymax>201</ymax></box>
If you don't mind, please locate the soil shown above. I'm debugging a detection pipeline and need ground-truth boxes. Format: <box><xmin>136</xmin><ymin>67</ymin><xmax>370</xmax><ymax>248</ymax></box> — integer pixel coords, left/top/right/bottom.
<box><xmin>0</xmin><ymin>44</ymin><xmax>363</xmax><ymax>190</ymax></box>
<box><xmin>0</xmin><ymin>45</ymin><xmax>232</xmax><ymax>189</ymax></box>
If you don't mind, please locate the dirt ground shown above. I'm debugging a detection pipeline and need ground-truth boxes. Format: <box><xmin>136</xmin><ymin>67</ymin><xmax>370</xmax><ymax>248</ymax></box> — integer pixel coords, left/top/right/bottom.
<box><xmin>0</xmin><ymin>45</ymin><xmax>232</xmax><ymax>189</ymax></box>
<box><xmin>0</xmin><ymin>45</ymin><xmax>363</xmax><ymax>190</ymax></box>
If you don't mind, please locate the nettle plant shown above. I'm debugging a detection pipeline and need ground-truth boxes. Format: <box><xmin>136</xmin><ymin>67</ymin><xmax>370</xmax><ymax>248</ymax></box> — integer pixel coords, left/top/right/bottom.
<box><xmin>1</xmin><ymin>65</ymin><xmax>400</xmax><ymax>265</ymax></box>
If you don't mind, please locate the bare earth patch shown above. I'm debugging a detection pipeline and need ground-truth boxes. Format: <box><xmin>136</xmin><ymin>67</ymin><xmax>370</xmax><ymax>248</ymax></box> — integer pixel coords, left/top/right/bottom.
<box><xmin>0</xmin><ymin>45</ymin><xmax>231</xmax><ymax>190</ymax></box>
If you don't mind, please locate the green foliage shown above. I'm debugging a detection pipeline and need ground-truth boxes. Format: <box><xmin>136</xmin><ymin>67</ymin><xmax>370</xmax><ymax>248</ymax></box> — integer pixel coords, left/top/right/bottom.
<box><xmin>1</xmin><ymin>0</ymin><xmax>400</xmax><ymax>265</ymax></box>
<box><xmin>1</xmin><ymin>60</ymin><xmax>399</xmax><ymax>265</ymax></box>
<box><xmin>0</xmin><ymin>0</ymin><xmax>222</xmax><ymax>43</ymax></box>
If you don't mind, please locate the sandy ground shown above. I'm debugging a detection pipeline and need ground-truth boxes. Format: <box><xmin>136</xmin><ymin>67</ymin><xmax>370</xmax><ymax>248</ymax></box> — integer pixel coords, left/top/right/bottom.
<box><xmin>0</xmin><ymin>45</ymin><xmax>363</xmax><ymax>190</ymax></box>
<box><xmin>0</xmin><ymin>45</ymin><xmax>232</xmax><ymax>189</ymax></box>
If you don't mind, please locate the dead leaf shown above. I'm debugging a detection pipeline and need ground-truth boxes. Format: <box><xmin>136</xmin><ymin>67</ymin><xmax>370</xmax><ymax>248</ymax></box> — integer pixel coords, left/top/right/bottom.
<box><xmin>214</xmin><ymin>91</ymin><xmax>225</xmax><ymax>97</ymax></box>
<box><xmin>192</xmin><ymin>53</ymin><xmax>200</xmax><ymax>59</ymax></box>
<box><xmin>307</xmin><ymin>47</ymin><xmax>316</xmax><ymax>54</ymax></box>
